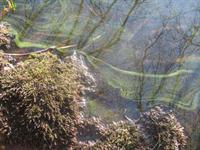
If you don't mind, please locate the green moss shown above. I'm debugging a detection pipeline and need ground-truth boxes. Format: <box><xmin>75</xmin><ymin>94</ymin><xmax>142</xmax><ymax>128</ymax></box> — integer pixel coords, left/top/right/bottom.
<box><xmin>75</xmin><ymin>118</ymin><xmax>147</xmax><ymax>150</ymax></box>
<box><xmin>0</xmin><ymin>52</ymin><xmax>88</xmax><ymax>149</ymax></box>
<box><xmin>138</xmin><ymin>106</ymin><xmax>187</xmax><ymax>150</ymax></box>
<box><xmin>90</xmin><ymin>121</ymin><xmax>147</xmax><ymax>150</ymax></box>
<box><xmin>0</xmin><ymin>51</ymin><xmax>7</xmax><ymax>71</ymax></box>
<box><xmin>0</xmin><ymin>23</ymin><xmax>13</xmax><ymax>50</ymax></box>
<box><xmin>77</xmin><ymin>107</ymin><xmax>187</xmax><ymax>150</ymax></box>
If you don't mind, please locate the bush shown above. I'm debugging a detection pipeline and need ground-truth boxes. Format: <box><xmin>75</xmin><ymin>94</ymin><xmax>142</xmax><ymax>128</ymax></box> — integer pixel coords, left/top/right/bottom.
<box><xmin>76</xmin><ymin>117</ymin><xmax>147</xmax><ymax>150</ymax></box>
<box><xmin>138</xmin><ymin>106</ymin><xmax>187</xmax><ymax>150</ymax></box>
<box><xmin>0</xmin><ymin>52</ymin><xmax>92</xmax><ymax>149</ymax></box>
<box><xmin>91</xmin><ymin>121</ymin><xmax>147</xmax><ymax>150</ymax></box>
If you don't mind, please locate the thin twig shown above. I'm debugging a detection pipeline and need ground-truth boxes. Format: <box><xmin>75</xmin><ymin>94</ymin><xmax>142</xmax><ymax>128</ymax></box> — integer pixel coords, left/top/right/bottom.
<box><xmin>2</xmin><ymin>47</ymin><xmax>55</xmax><ymax>56</ymax></box>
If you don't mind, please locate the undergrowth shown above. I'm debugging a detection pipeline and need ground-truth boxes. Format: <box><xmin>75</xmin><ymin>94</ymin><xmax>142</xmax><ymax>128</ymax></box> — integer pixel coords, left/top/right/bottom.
<box><xmin>0</xmin><ymin>52</ymin><xmax>86</xmax><ymax>149</ymax></box>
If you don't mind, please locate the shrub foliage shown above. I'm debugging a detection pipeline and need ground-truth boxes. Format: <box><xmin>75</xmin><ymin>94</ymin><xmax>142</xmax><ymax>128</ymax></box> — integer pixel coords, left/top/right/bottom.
<box><xmin>0</xmin><ymin>52</ymin><xmax>86</xmax><ymax>149</ymax></box>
